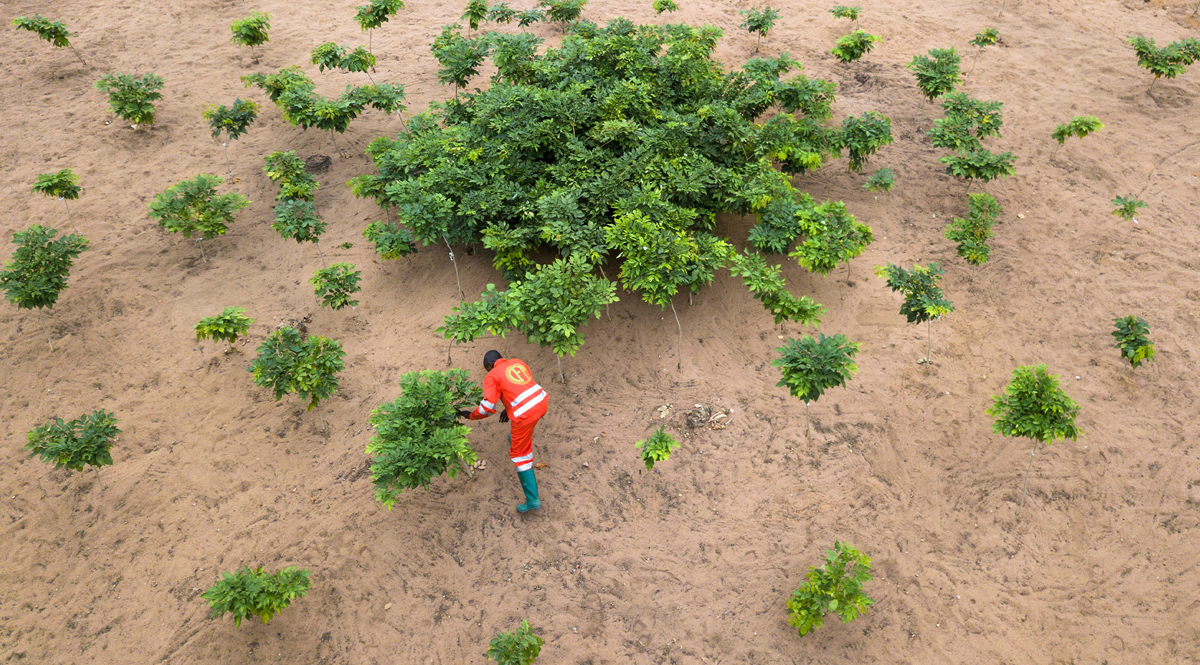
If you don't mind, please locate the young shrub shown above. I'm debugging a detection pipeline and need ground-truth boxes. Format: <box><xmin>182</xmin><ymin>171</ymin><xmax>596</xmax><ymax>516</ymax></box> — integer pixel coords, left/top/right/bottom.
<box><xmin>201</xmin><ymin>566</ymin><xmax>311</xmax><ymax>627</ymax></box>
<box><xmin>0</xmin><ymin>225</ymin><xmax>88</xmax><ymax>350</ymax></box>
<box><xmin>273</xmin><ymin>200</ymin><xmax>327</xmax><ymax>258</ymax></box>
<box><xmin>907</xmin><ymin>48</ymin><xmax>961</xmax><ymax>102</ymax></box>
<box><xmin>830</xmin><ymin>31</ymin><xmax>880</xmax><ymax>63</ymax></box>
<box><xmin>940</xmin><ymin>93</ymin><xmax>1004</xmax><ymax>139</ymax></box>
<box><xmin>967</xmin><ymin>27</ymin><xmax>999</xmax><ymax>76</ymax></box>
<box><xmin>310</xmin><ymin>263</ymin><xmax>362</xmax><ymax>310</ymax></box>
<box><xmin>730</xmin><ymin>251</ymin><xmax>825</xmax><ymax>327</ymax></box>
<box><xmin>263</xmin><ymin>151</ymin><xmax>319</xmax><ymax>202</ymax></box>
<box><xmin>248</xmin><ymin>327</ymin><xmax>345</xmax><ymax>428</ymax></box>
<box><xmin>790</xmin><ymin>200</ymin><xmax>874</xmax><ymax>279</ymax></box>
<box><xmin>25</xmin><ymin>410</ymin><xmax>120</xmax><ymax>482</ymax></box>
<box><xmin>32</xmin><ymin>168</ymin><xmax>83</xmax><ymax>234</ymax></box>
<box><xmin>939</xmin><ymin>148</ymin><xmax>1015</xmax><ymax>190</ymax></box>
<box><xmin>241</xmin><ymin>65</ymin><xmax>315</xmax><ymax>109</ymax></box>
<box><xmin>94</xmin><ymin>73</ymin><xmax>165</xmax><ymax>127</ymax></box>
<box><xmin>787</xmin><ymin>541</ymin><xmax>874</xmax><ymax>636</ymax></box>
<box><xmin>148</xmin><ymin>174</ymin><xmax>249</xmax><ymax>262</ymax></box>
<box><xmin>343</xmin><ymin>46</ymin><xmax>377</xmax><ymax>80</ymax></box>
<box><xmin>827</xmin><ymin>6</ymin><xmax>862</xmax><ymax>31</ymax></box>
<box><xmin>202</xmin><ymin>99</ymin><xmax>260</xmax><ymax>173</ymax></box>
<box><xmin>311</xmin><ymin>42</ymin><xmax>348</xmax><ymax>72</ymax></box>
<box><xmin>229</xmin><ymin>12</ymin><xmax>271</xmax><ymax>55</ymax></box>
<box><xmin>635</xmin><ymin>426</ymin><xmax>680</xmax><ymax>471</ymax></box>
<box><xmin>540</xmin><ymin>0</ymin><xmax>587</xmax><ymax>31</ymax></box>
<box><xmin>944</xmin><ymin>192</ymin><xmax>1000</xmax><ymax>277</ymax></box>
<box><xmin>363</xmin><ymin>221</ymin><xmax>417</xmax><ymax>260</ymax></box>
<box><xmin>836</xmin><ymin>111</ymin><xmax>892</xmax><ymax>172</ymax></box>
<box><xmin>875</xmin><ymin>262</ymin><xmax>953</xmax><ymax>361</ymax></box>
<box><xmin>366</xmin><ymin>369</ymin><xmax>483</xmax><ymax>507</ymax></box>
<box><xmin>12</xmin><ymin>15</ymin><xmax>87</xmax><ymax>66</ymax></box>
<box><xmin>486</xmin><ymin>619</ymin><xmax>544</xmax><ymax>665</ymax></box>
<box><xmin>986</xmin><ymin>364</ymin><xmax>1080</xmax><ymax>516</ymax></box>
<box><xmin>1112</xmin><ymin>315</ymin><xmax>1155</xmax><ymax>369</ymax></box>
<box><xmin>1127</xmin><ymin>35</ymin><xmax>1200</xmax><ymax>93</ymax></box>
<box><xmin>463</xmin><ymin>0</ymin><xmax>489</xmax><ymax>32</ymax></box>
<box><xmin>773</xmin><ymin>333</ymin><xmax>859</xmax><ymax>436</ymax></box>
<box><xmin>488</xmin><ymin>3</ymin><xmax>518</xmax><ymax>23</ymax></box>
<box><xmin>195</xmin><ymin>307</ymin><xmax>254</xmax><ymax>353</ymax></box>
<box><xmin>431</xmin><ymin>24</ymin><xmax>492</xmax><ymax>96</ymax></box>
<box><xmin>516</xmin><ymin>9</ymin><xmax>546</xmax><ymax>28</ymax></box>
<box><xmin>354</xmin><ymin>0</ymin><xmax>404</xmax><ymax>52</ymax></box>
<box><xmin>1111</xmin><ymin>196</ymin><xmax>1146</xmax><ymax>222</ymax></box>
<box><xmin>739</xmin><ymin>6</ymin><xmax>780</xmax><ymax>53</ymax></box>
<box><xmin>490</xmin><ymin>32</ymin><xmax>544</xmax><ymax>84</ymax></box>
<box><xmin>652</xmin><ymin>0</ymin><xmax>679</xmax><ymax>14</ymax></box>
<box><xmin>1051</xmin><ymin>115</ymin><xmax>1102</xmax><ymax>157</ymax></box>
<box><xmin>862</xmin><ymin>167</ymin><xmax>895</xmax><ymax>192</ymax></box>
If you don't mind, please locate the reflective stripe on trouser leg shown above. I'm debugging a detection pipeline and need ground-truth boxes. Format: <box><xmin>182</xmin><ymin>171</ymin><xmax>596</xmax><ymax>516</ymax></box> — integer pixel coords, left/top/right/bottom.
<box><xmin>508</xmin><ymin>416</ymin><xmax>540</xmax><ymax>470</ymax></box>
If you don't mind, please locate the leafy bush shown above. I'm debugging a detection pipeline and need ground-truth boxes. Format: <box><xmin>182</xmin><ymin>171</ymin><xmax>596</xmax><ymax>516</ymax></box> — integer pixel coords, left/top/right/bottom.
<box><xmin>12</xmin><ymin>15</ymin><xmax>86</xmax><ymax>65</ymax></box>
<box><xmin>653</xmin><ymin>0</ymin><xmax>678</xmax><ymax>14</ymax></box>
<box><xmin>516</xmin><ymin>9</ymin><xmax>546</xmax><ymax>27</ymax></box>
<box><xmin>1051</xmin><ymin>115</ymin><xmax>1102</xmax><ymax>145</ymax></box>
<box><xmin>635</xmin><ymin>426</ymin><xmax>679</xmax><ymax>470</ymax></box>
<box><xmin>790</xmin><ymin>200</ymin><xmax>873</xmax><ymax>277</ymax></box>
<box><xmin>939</xmin><ymin>93</ymin><xmax>1004</xmax><ymax>139</ymax></box>
<box><xmin>201</xmin><ymin>566</ymin><xmax>311</xmax><ymax>627</ymax></box>
<box><xmin>1111</xmin><ymin>196</ymin><xmax>1146</xmax><ymax>222</ymax></box>
<box><xmin>1112</xmin><ymin>315</ymin><xmax>1154</xmax><ymax>369</ymax></box>
<box><xmin>311</xmin><ymin>42</ymin><xmax>348</xmax><ymax>72</ymax></box>
<box><xmin>203</xmin><ymin>98</ymin><xmax>259</xmax><ymax>142</ymax></box>
<box><xmin>487</xmin><ymin>619</ymin><xmax>543</xmax><ymax>664</ymax></box>
<box><xmin>488</xmin><ymin>3</ymin><xmax>518</xmax><ymax>23</ymax></box>
<box><xmin>263</xmin><ymin>151</ymin><xmax>319</xmax><ymax>202</ymax></box>
<box><xmin>273</xmin><ymin>199</ymin><xmax>326</xmax><ymax>246</ymax></box>
<box><xmin>939</xmin><ymin>148</ymin><xmax>1015</xmax><ymax>187</ymax></box>
<box><xmin>229</xmin><ymin>13</ymin><xmax>271</xmax><ymax>49</ymax></box>
<box><xmin>363</xmin><ymin>221</ymin><xmax>417</xmax><ymax>259</ymax></box>
<box><xmin>944</xmin><ymin>192</ymin><xmax>1000</xmax><ymax>272</ymax></box>
<box><xmin>26</xmin><ymin>410</ymin><xmax>120</xmax><ymax>473</ymax></box>
<box><xmin>1127</xmin><ymin>35</ymin><xmax>1200</xmax><ymax>92</ymax></box>
<box><xmin>355</xmin><ymin>0</ymin><xmax>405</xmax><ymax>33</ymax></box>
<box><xmin>464</xmin><ymin>0</ymin><xmax>490</xmax><ymax>32</ymax></box>
<box><xmin>830</xmin><ymin>31</ymin><xmax>880</xmax><ymax>63</ymax></box>
<box><xmin>248</xmin><ymin>327</ymin><xmax>345</xmax><ymax>418</ymax></box>
<box><xmin>432</xmin><ymin>24</ymin><xmax>492</xmax><ymax>93</ymax></box>
<box><xmin>366</xmin><ymin>369</ymin><xmax>483</xmax><ymax>507</ymax></box>
<box><xmin>876</xmin><ymin>262</ymin><xmax>953</xmax><ymax>360</ymax></box>
<box><xmin>1</xmin><ymin>225</ymin><xmax>88</xmax><ymax>349</ymax></box>
<box><xmin>907</xmin><ymin>48</ymin><xmax>960</xmax><ymax>101</ymax></box>
<box><xmin>148</xmin><ymin>174</ymin><xmax>248</xmax><ymax>260</ymax></box>
<box><xmin>730</xmin><ymin>251</ymin><xmax>824</xmax><ymax>326</ymax></box>
<box><xmin>787</xmin><ymin>541</ymin><xmax>873</xmax><ymax>636</ymax></box>
<box><xmin>772</xmin><ymin>333</ymin><xmax>859</xmax><ymax>405</ymax></box>
<box><xmin>828</xmin><ymin>6</ymin><xmax>861</xmax><ymax>27</ymax></box>
<box><xmin>739</xmin><ymin>6</ymin><xmax>779</xmax><ymax>52</ymax></box>
<box><xmin>967</xmin><ymin>27</ymin><xmax>998</xmax><ymax>75</ymax></box>
<box><xmin>94</xmin><ymin>73</ymin><xmax>164</xmax><ymax>126</ymax></box>
<box><xmin>862</xmin><ymin>167</ymin><xmax>894</xmax><ymax>192</ymax></box>
<box><xmin>836</xmin><ymin>111</ymin><xmax>892</xmax><ymax>172</ymax></box>
<box><xmin>541</xmin><ymin>0</ymin><xmax>587</xmax><ymax>29</ymax></box>
<box><xmin>310</xmin><ymin>263</ymin><xmax>362</xmax><ymax>310</ymax></box>
<box><xmin>195</xmin><ymin>307</ymin><xmax>254</xmax><ymax>351</ymax></box>
<box><xmin>33</xmin><ymin>169</ymin><xmax>83</xmax><ymax>232</ymax></box>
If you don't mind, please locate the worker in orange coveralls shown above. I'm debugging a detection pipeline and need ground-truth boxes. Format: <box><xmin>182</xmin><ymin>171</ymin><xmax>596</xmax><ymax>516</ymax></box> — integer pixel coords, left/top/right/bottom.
<box><xmin>456</xmin><ymin>350</ymin><xmax>548</xmax><ymax>513</ymax></box>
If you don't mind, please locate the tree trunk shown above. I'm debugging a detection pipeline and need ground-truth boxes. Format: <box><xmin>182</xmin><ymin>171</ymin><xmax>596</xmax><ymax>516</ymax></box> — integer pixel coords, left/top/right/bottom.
<box><xmin>63</xmin><ymin>199</ymin><xmax>80</xmax><ymax>235</ymax></box>
<box><xmin>669</xmin><ymin>300</ymin><xmax>683</xmax><ymax>371</ymax></box>
<box><xmin>557</xmin><ymin>355</ymin><xmax>565</xmax><ymax>384</ymax></box>
<box><xmin>317</xmin><ymin>405</ymin><xmax>326</xmax><ymax>431</ymax></box>
<box><xmin>446</xmin><ymin>340</ymin><xmax>453</xmax><ymax>366</ymax></box>
<box><xmin>1149</xmin><ymin>76</ymin><xmax>1157</xmax><ymax>94</ymax></box>
<box><xmin>38</xmin><ymin>308</ymin><xmax>54</xmax><ymax>351</ymax></box>
<box><xmin>805</xmin><ymin>401</ymin><xmax>811</xmax><ymax>440</ymax></box>
<box><xmin>329</xmin><ymin>131</ymin><xmax>346</xmax><ymax>158</ymax></box>
<box><xmin>968</xmin><ymin>49</ymin><xmax>982</xmax><ymax>77</ymax></box>
<box><xmin>443</xmin><ymin>235</ymin><xmax>465</xmax><ymax>302</ymax></box>
<box><xmin>597</xmin><ymin>264</ymin><xmax>612</xmax><ymax>319</ymax></box>
<box><xmin>1016</xmin><ymin>440</ymin><xmax>1039</xmax><ymax>517</ymax></box>
<box><xmin>927</xmin><ymin>319</ymin><xmax>932</xmax><ymax>361</ymax></box>
<box><xmin>69</xmin><ymin>44</ymin><xmax>87</xmax><ymax>67</ymax></box>
<box><xmin>457</xmin><ymin>455</ymin><xmax>474</xmax><ymax>478</ymax></box>
<box><xmin>223</xmin><ymin>142</ymin><xmax>230</xmax><ymax>176</ymax></box>
<box><xmin>95</xmin><ymin>465</ymin><xmax>106</xmax><ymax>491</ymax></box>
<box><xmin>199</xmin><ymin>239</ymin><xmax>208</xmax><ymax>263</ymax></box>
<box><xmin>316</xmin><ymin>241</ymin><xmax>326</xmax><ymax>266</ymax></box>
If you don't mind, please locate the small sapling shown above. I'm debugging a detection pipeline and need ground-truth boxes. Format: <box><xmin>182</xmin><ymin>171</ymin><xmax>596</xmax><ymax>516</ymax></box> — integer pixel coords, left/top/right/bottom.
<box><xmin>787</xmin><ymin>541</ymin><xmax>873</xmax><ymax>636</ymax></box>
<box><xmin>939</xmin><ymin>148</ymin><xmax>1015</xmax><ymax>190</ymax></box>
<box><xmin>836</xmin><ymin>111</ymin><xmax>892</xmax><ymax>172</ymax></box>
<box><xmin>229</xmin><ymin>12</ymin><xmax>271</xmax><ymax>60</ymax></box>
<box><xmin>875</xmin><ymin>262</ymin><xmax>953</xmax><ymax>361</ymax></box>
<box><xmin>363</xmin><ymin>221</ymin><xmax>417</xmax><ymax>260</ymax></box>
<box><xmin>366</xmin><ymin>369</ymin><xmax>483</xmax><ymax>506</ymax></box>
<box><xmin>310</xmin><ymin>263</ymin><xmax>362</xmax><ymax>310</ymax></box>
<box><xmin>943</xmin><ymin>192</ymin><xmax>1000</xmax><ymax>277</ymax></box>
<box><xmin>790</xmin><ymin>200</ymin><xmax>874</xmax><ymax>279</ymax></box>
<box><xmin>1127</xmin><ymin>35</ymin><xmax>1200</xmax><ymax>93</ymax></box>
<box><xmin>32</xmin><ymin>168</ymin><xmax>82</xmax><ymax>234</ymax></box>
<box><xmin>771</xmin><ymin>333</ymin><xmax>860</xmax><ymax>438</ymax></box>
<box><xmin>148</xmin><ymin>174</ymin><xmax>249</xmax><ymax>262</ymax></box>
<box><xmin>94</xmin><ymin>73</ymin><xmax>165</xmax><ymax>127</ymax></box>
<box><xmin>12</xmin><ymin>15</ymin><xmax>87</xmax><ymax>66</ymax></box>
<box><xmin>1111</xmin><ymin>196</ymin><xmax>1146</xmax><ymax>222</ymax></box>
<box><xmin>967</xmin><ymin>28</ymin><xmax>998</xmax><ymax>76</ymax></box>
<box><xmin>26</xmin><ymin>410</ymin><xmax>120</xmax><ymax>488</ymax></box>
<box><xmin>202</xmin><ymin>99</ymin><xmax>260</xmax><ymax>174</ymax></box>
<box><xmin>653</xmin><ymin>0</ymin><xmax>679</xmax><ymax>14</ymax></box>
<box><xmin>0</xmin><ymin>225</ymin><xmax>88</xmax><ymax>350</ymax></box>
<box><xmin>828</xmin><ymin>6</ymin><xmax>861</xmax><ymax>31</ymax></box>
<box><xmin>540</xmin><ymin>0</ymin><xmax>587</xmax><ymax>31</ymax></box>
<box><xmin>263</xmin><ymin>151</ymin><xmax>319</xmax><ymax>202</ymax></box>
<box><xmin>986</xmin><ymin>364</ymin><xmax>1080</xmax><ymax>516</ymax></box>
<box><xmin>516</xmin><ymin>9</ymin><xmax>546</xmax><ymax>28</ymax></box>
<box><xmin>311</xmin><ymin>42</ymin><xmax>347</xmax><ymax>72</ymax></box>
<box><xmin>431</xmin><ymin>25</ymin><xmax>492</xmax><ymax>96</ymax></box>
<box><xmin>487</xmin><ymin>620</ymin><xmax>543</xmax><ymax>665</ymax></box>
<box><xmin>342</xmin><ymin>46</ymin><xmax>377</xmax><ymax>81</ymax></box>
<box><xmin>635</xmin><ymin>426</ymin><xmax>680</xmax><ymax>471</ymax></box>
<box><xmin>248</xmin><ymin>327</ymin><xmax>345</xmax><ymax>428</ymax></box>
<box><xmin>730</xmin><ymin>250</ymin><xmax>825</xmax><ymax>327</ymax></box>
<box><xmin>273</xmin><ymin>200</ymin><xmax>327</xmax><ymax>261</ymax></box>
<box><xmin>195</xmin><ymin>307</ymin><xmax>254</xmax><ymax>353</ymax></box>
<box><xmin>1112</xmin><ymin>315</ymin><xmax>1155</xmax><ymax>369</ymax></box>
<box><xmin>739</xmin><ymin>6</ymin><xmax>780</xmax><ymax>53</ymax></box>
<box><xmin>488</xmin><ymin>3</ymin><xmax>518</xmax><ymax>23</ymax></box>
<box><xmin>1051</xmin><ymin>115</ymin><xmax>1102</xmax><ymax>158</ymax></box>
<box><xmin>862</xmin><ymin>167</ymin><xmax>895</xmax><ymax>192</ymax></box>
<box><xmin>463</xmin><ymin>0</ymin><xmax>489</xmax><ymax>32</ymax></box>
<box><xmin>830</xmin><ymin>31</ymin><xmax>880</xmax><ymax>63</ymax></box>
<box><xmin>354</xmin><ymin>0</ymin><xmax>404</xmax><ymax>53</ymax></box>
<box><xmin>907</xmin><ymin>48</ymin><xmax>961</xmax><ymax>102</ymax></box>
<box><xmin>201</xmin><ymin>566</ymin><xmax>311</xmax><ymax>627</ymax></box>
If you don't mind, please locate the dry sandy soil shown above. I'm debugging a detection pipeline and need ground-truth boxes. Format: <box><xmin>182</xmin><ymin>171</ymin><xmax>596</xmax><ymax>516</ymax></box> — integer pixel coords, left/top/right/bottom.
<box><xmin>2</xmin><ymin>0</ymin><xmax>1199</xmax><ymax>662</ymax></box>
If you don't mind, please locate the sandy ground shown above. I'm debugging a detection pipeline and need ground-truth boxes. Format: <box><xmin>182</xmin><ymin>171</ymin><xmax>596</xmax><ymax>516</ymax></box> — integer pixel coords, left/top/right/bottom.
<box><xmin>2</xmin><ymin>0</ymin><xmax>1199</xmax><ymax>662</ymax></box>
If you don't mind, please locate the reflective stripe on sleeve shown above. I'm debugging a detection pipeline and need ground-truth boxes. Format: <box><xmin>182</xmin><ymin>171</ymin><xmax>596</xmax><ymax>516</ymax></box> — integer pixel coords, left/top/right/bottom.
<box><xmin>510</xmin><ymin>384</ymin><xmax>542</xmax><ymax>408</ymax></box>
<box><xmin>512</xmin><ymin>390</ymin><xmax>547</xmax><ymax>418</ymax></box>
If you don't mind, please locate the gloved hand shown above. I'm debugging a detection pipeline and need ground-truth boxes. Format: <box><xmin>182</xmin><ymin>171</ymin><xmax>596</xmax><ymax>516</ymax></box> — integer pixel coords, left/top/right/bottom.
<box><xmin>499</xmin><ymin>410</ymin><xmax>510</xmax><ymax>423</ymax></box>
<box><xmin>455</xmin><ymin>410</ymin><xmax>471</xmax><ymax>419</ymax></box>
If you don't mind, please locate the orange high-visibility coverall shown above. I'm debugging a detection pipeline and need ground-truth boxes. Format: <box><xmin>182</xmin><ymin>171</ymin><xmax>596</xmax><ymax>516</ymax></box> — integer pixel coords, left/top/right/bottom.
<box><xmin>469</xmin><ymin>358</ymin><xmax>548</xmax><ymax>471</ymax></box>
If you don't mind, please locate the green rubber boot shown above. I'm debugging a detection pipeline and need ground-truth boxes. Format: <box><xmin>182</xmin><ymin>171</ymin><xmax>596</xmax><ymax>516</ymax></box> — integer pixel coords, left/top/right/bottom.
<box><xmin>516</xmin><ymin>469</ymin><xmax>541</xmax><ymax>513</ymax></box>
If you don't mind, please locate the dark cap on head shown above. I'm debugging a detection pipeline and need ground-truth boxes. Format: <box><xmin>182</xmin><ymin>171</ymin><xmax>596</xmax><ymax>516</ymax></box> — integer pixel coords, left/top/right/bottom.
<box><xmin>483</xmin><ymin>350</ymin><xmax>503</xmax><ymax>368</ymax></box>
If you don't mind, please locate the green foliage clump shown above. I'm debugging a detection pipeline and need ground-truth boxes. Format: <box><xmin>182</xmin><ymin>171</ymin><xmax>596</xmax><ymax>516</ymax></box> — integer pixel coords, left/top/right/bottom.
<box><xmin>929</xmin><ymin>93</ymin><xmax>1009</xmax><ymax>187</ymax></box>
<box><xmin>1112</xmin><ymin>316</ymin><xmax>1154</xmax><ymax>369</ymax></box>
<box><xmin>635</xmin><ymin>426</ymin><xmax>680</xmax><ymax>470</ymax></box>
<box><xmin>944</xmin><ymin>192</ymin><xmax>1001</xmax><ymax>270</ymax></box>
<box><xmin>25</xmin><ymin>410</ymin><xmax>120</xmax><ymax>473</ymax></box>
<box><xmin>739</xmin><ymin>6</ymin><xmax>780</xmax><ymax>52</ymax></box>
<box><xmin>248</xmin><ymin>327</ymin><xmax>346</xmax><ymax>412</ymax></box>
<box><xmin>366</xmin><ymin>369</ymin><xmax>483</xmax><ymax>507</ymax></box>
<box><xmin>1127</xmin><ymin>35</ymin><xmax>1200</xmax><ymax>92</ymax></box>
<box><xmin>876</xmin><ymin>262</ymin><xmax>953</xmax><ymax>359</ymax></box>
<box><xmin>464</xmin><ymin>0</ymin><xmax>490</xmax><ymax>31</ymax></box>
<box><xmin>653</xmin><ymin>0</ymin><xmax>679</xmax><ymax>14</ymax></box>
<box><xmin>363</xmin><ymin>221</ymin><xmax>417</xmax><ymax>260</ymax></box>
<box><xmin>488</xmin><ymin>3</ymin><xmax>518</xmax><ymax>23</ymax></box>
<box><xmin>830</xmin><ymin>31</ymin><xmax>880</xmax><ymax>63</ymax></box>
<box><xmin>229</xmin><ymin>13</ymin><xmax>271</xmax><ymax>49</ymax></box>
<box><xmin>939</xmin><ymin>149</ymin><xmax>1014</xmax><ymax>187</ymax></box>
<box><xmin>730</xmin><ymin>251</ymin><xmax>824</xmax><ymax>326</ymax></box>
<box><xmin>939</xmin><ymin>93</ymin><xmax>1004</xmax><ymax>140</ymax></box>
<box><xmin>195</xmin><ymin>307</ymin><xmax>254</xmax><ymax>350</ymax></box>
<box><xmin>1111</xmin><ymin>196</ymin><xmax>1146</xmax><ymax>222</ymax></box>
<box><xmin>772</xmin><ymin>333</ymin><xmax>859</xmax><ymax>405</ymax></box>
<box><xmin>787</xmin><ymin>541</ymin><xmax>874</xmax><ymax>636</ymax></box>
<box><xmin>516</xmin><ymin>8</ymin><xmax>546</xmax><ymax>27</ymax></box>
<box><xmin>273</xmin><ymin>200</ymin><xmax>326</xmax><ymax>246</ymax></box>
<box><xmin>837</xmin><ymin>111</ymin><xmax>892</xmax><ymax>172</ymax></box>
<box><xmin>907</xmin><ymin>48</ymin><xmax>960</xmax><ymax>102</ymax></box>
<box><xmin>148</xmin><ymin>174</ymin><xmax>249</xmax><ymax>258</ymax></box>
<box><xmin>1</xmin><ymin>225</ymin><xmax>89</xmax><ymax>347</ymax></box>
<box><xmin>13</xmin><ymin>15</ymin><xmax>86</xmax><ymax>65</ymax></box>
<box><xmin>790</xmin><ymin>200</ymin><xmax>873</xmax><ymax>277</ymax></box>
<box><xmin>355</xmin><ymin>0</ymin><xmax>405</xmax><ymax>32</ymax></box>
<box><xmin>969</xmin><ymin>27</ymin><xmax>999</xmax><ymax>49</ymax></box>
<box><xmin>432</xmin><ymin>24</ymin><xmax>493</xmax><ymax>93</ymax></box>
<box><xmin>828</xmin><ymin>6</ymin><xmax>861</xmax><ymax>26</ymax></box>
<box><xmin>94</xmin><ymin>73</ymin><xmax>165</xmax><ymax>126</ymax></box>
<box><xmin>310</xmin><ymin>263</ymin><xmax>362</xmax><ymax>310</ymax></box>
<box><xmin>33</xmin><ymin>169</ymin><xmax>81</xmax><ymax>202</ymax></box>
<box><xmin>862</xmin><ymin>167</ymin><xmax>894</xmax><ymax>192</ymax></box>
<box><xmin>263</xmin><ymin>151</ymin><xmax>319</xmax><ymax>202</ymax></box>
<box><xmin>202</xmin><ymin>98</ymin><xmax>260</xmax><ymax>142</ymax></box>
<box><xmin>312</xmin><ymin>43</ymin><xmax>376</xmax><ymax>77</ymax></box>
<box><xmin>487</xmin><ymin>619</ymin><xmax>543</xmax><ymax>665</ymax></box>
<box><xmin>541</xmin><ymin>0</ymin><xmax>588</xmax><ymax>29</ymax></box>
<box><xmin>244</xmin><ymin>67</ymin><xmax>405</xmax><ymax>148</ymax></box>
<box><xmin>201</xmin><ymin>566</ymin><xmax>311</xmax><ymax>627</ymax></box>
<box><xmin>1051</xmin><ymin>115</ymin><xmax>1102</xmax><ymax>145</ymax></box>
